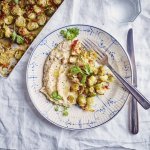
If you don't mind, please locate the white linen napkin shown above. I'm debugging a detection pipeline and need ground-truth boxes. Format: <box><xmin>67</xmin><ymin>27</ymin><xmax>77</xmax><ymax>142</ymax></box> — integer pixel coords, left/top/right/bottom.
<box><xmin>0</xmin><ymin>0</ymin><xmax>150</xmax><ymax>149</ymax></box>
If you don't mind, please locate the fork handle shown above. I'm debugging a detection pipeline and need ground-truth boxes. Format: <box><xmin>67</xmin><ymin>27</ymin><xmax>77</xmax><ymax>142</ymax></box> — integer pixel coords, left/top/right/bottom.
<box><xmin>129</xmin><ymin>97</ymin><xmax>139</xmax><ymax>134</ymax></box>
<box><xmin>107</xmin><ymin>64</ymin><xmax>150</xmax><ymax>110</ymax></box>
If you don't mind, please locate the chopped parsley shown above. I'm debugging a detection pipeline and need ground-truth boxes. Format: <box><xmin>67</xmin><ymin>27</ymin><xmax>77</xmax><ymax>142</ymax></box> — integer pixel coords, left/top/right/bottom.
<box><xmin>70</xmin><ymin>66</ymin><xmax>83</xmax><ymax>75</ymax></box>
<box><xmin>11</xmin><ymin>31</ymin><xmax>24</xmax><ymax>44</ymax></box>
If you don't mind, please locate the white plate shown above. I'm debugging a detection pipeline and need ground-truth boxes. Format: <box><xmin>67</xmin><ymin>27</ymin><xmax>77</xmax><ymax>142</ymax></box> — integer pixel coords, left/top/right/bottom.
<box><xmin>26</xmin><ymin>24</ymin><xmax>132</xmax><ymax>130</ymax></box>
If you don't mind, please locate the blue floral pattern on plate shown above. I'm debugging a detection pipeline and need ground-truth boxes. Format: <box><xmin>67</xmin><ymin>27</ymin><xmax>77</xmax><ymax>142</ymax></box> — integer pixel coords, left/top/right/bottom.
<box><xmin>26</xmin><ymin>25</ymin><xmax>132</xmax><ymax>130</ymax></box>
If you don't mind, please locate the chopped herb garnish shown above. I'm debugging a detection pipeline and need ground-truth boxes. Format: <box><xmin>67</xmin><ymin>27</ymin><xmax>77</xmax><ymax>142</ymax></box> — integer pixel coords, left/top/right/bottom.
<box><xmin>14</xmin><ymin>0</ymin><xmax>19</xmax><ymax>4</ymax></box>
<box><xmin>60</xmin><ymin>28</ymin><xmax>79</xmax><ymax>40</ymax></box>
<box><xmin>51</xmin><ymin>91</ymin><xmax>62</xmax><ymax>101</ymax></box>
<box><xmin>11</xmin><ymin>31</ymin><xmax>24</xmax><ymax>44</ymax></box>
<box><xmin>54</xmin><ymin>106</ymin><xmax>59</xmax><ymax>111</ymax></box>
<box><xmin>70</xmin><ymin>66</ymin><xmax>83</xmax><ymax>75</ymax></box>
<box><xmin>63</xmin><ymin>111</ymin><xmax>68</xmax><ymax>116</ymax></box>
<box><xmin>84</xmin><ymin>64</ymin><xmax>92</xmax><ymax>75</ymax></box>
<box><xmin>11</xmin><ymin>31</ymin><xmax>17</xmax><ymax>42</ymax></box>
<box><xmin>16</xmin><ymin>35</ymin><xmax>24</xmax><ymax>44</ymax></box>
<box><xmin>81</xmin><ymin>74</ymin><xmax>87</xmax><ymax>84</ymax></box>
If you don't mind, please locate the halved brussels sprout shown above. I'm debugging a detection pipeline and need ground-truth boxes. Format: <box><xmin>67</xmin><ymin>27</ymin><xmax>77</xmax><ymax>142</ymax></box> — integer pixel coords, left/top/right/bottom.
<box><xmin>77</xmin><ymin>95</ymin><xmax>86</xmax><ymax>107</ymax></box>
<box><xmin>4</xmin><ymin>26</ymin><xmax>12</xmax><ymax>38</ymax></box>
<box><xmin>86</xmin><ymin>97</ymin><xmax>94</xmax><ymax>106</ymax></box>
<box><xmin>45</xmin><ymin>7</ymin><xmax>56</xmax><ymax>16</ymax></box>
<box><xmin>37</xmin><ymin>14</ymin><xmax>47</xmax><ymax>26</ymax></box>
<box><xmin>88</xmin><ymin>75</ymin><xmax>97</xmax><ymax>86</ymax></box>
<box><xmin>107</xmin><ymin>74</ymin><xmax>114</xmax><ymax>82</ymax></box>
<box><xmin>95</xmin><ymin>82</ymin><xmax>108</xmax><ymax>95</ymax></box>
<box><xmin>27</xmin><ymin>22</ymin><xmax>39</xmax><ymax>31</ymax></box>
<box><xmin>98</xmin><ymin>66</ymin><xmax>106</xmax><ymax>75</ymax></box>
<box><xmin>28</xmin><ymin>13</ymin><xmax>36</xmax><ymax>20</ymax></box>
<box><xmin>15</xmin><ymin>50</ymin><xmax>24</xmax><ymax>60</ymax></box>
<box><xmin>84</xmin><ymin>105</ymin><xmax>94</xmax><ymax>112</ymax></box>
<box><xmin>37</xmin><ymin>0</ymin><xmax>47</xmax><ymax>7</ymax></box>
<box><xmin>28</xmin><ymin>0</ymin><xmax>35</xmax><ymax>5</ymax></box>
<box><xmin>9</xmin><ymin>58</ymin><xmax>17</xmax><ymax>67</ymax></box>
<box><xmin>12</xmin><ymin>5</ymin><xmax>24</xmax><ymax>16</ymax></box>
<box><xmin>70</xmin><ymin>83</ymin><xmax>79</xmax><ymax>92</ymax></box>
<box><xmin>2</xmin><ymin>2</ymin><xmax>10</xmax><ymax>15</ymax></box>
<box><xmin>67</xmin><ymin>95</ymin><xmax>75</xmax><ymax>103</ymax></box>
<box><xmin>4</xmin><ymin>16</ymin><xmax>14</xmax><ymax>25</ymax></box>
<box><xmin>18</xmin><ymin>27</ymin><xmax>30</xmax><ymax>36</ymax></box>
<box><xmin>15</xmin><ymin>16</ymin><xmax>26</xmax><ymax>27</ymax></box>
<box><xmin>0</xmin><ymin>29</ymin><xmax>4</xmax><ymax>38</ymax></box>
<box><xmin>0</xmin><ymin>67</ymin><xmax>9</xmax><ymax>77</ymax></box>
<box><xmin>99</xmin><ymin>75</ymin><xmax>108</xmax><ymax>82</ymax></box>
<box><xmin>88</xmin><ymin>86</ymin><xmax>96</xmax><ymax>96</ymax></box>
<box><xmin>33</xmin><ymin>5</ymin><xmax>42</xmax><ymax>14</ymax></box>
<box><xmin>53</xmin><ymin>0</ymin><xmax>62</xmax><ymax>5</ymax></box>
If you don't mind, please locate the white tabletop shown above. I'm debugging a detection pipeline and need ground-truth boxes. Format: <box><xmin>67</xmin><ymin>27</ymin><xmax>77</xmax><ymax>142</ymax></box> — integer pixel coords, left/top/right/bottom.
<box><xmin>0</xmin><ymin>0</ymin><xmax>150</xmax><ymax>149</ymax></box>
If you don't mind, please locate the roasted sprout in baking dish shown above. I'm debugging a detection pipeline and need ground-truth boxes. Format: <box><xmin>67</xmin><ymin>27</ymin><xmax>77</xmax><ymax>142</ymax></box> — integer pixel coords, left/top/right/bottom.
<box><xmin>0</xmin><ymin>0</ymin><xmax>63</xmax><ymax>77</ymax></box>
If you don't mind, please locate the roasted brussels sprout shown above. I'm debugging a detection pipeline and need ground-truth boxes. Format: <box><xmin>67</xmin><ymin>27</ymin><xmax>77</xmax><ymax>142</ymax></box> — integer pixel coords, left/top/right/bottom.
<box><xmin>0</xmin><ymin>18</ymin><xmax>4</xmax><ymax>25</ymax></box>
<box><xmin>84</xmin><ymin>105</ymin><xmax>94</xmax><ymax>112</ymax></box>
<box><xmin>1</xmin><ymin>2</ymin><xmax>10</xmax><ymax>15</ymax></box>
<box><xmin>108</xmin><ymin>74</ymin><xmax>114</xmax><ymax>82</ymax></box>
<box><xmin>37</xmin><ymin>0</ymin><xmax>47</xmax><ymax>7</ymax></box>
<box><xmin>33</xmin><ymin>5</ymin><xmax>42</xmax><ymax>14</ymax></box>
<box><xmin>0</xmin><ymin>67</ymin><xmax>9</xmax><ymax>76</ymax></box>
<box><xmin>18</xmin><ymin>27</ymin><xmax>30</xmax><ymax>36</ymax></box>
<box><xmin>67</xmin><ymin>95</ymin><xmax>75</xmax><ymax>103</ymax></box>
<box><xmin>45</xmin><ymin>7</ymin><xmax>56</xmax><ymax>16</ymax></box>
<box><xmin>95</xmin><ymin>82</ymin><xmax>108</xmax><ymax>95</ymax></box>
<box><xmin>9</xmin><ymin>58</ymin><xmax>17</xmax><ymax>67</ymax></box>
<box><xmin>69</xmin><ymin>56</ymin><xmax>77</xmax><ymax>64</ymax></box>
<box><xmin>27</xmin><ymin>22</ymin><xmax>39</xmax><ymax>31</ymax></box>
<box><xmin>15</xmin><ymin>16</ymin><xmax>26</xmax><ymax>27</ymax></box>
<box><xmin>15</xmin><ymin>50</ymin><xmax>24</xmax><ymax>60</ymax></box>
<box><xmin>37</xmin><ymin>14</ymin><xmax>47</xmax><ymax>26</ymax></box>
<box><xmin>28</xmin><ymin>0</ymin><xmax>35</xmax><ymax>5</ymax></box>
<box><xmin>0</xmin><ymin>29</ymin><xmax>4</xmax><ymax>38</ymax></box>
<box><xmin>99</xmin><ymin>75</ymin><xmax>108</xmax><ymax>82</ymax></box>
<box><xmin>53</xmin><ymin>0</ymin><xmax>62</xmax><ymax>5</ymax></box>
<box><xmin>88</xmin><ymin>75</ymin><xmax>97</xmax><ymax>86</ymax></box>
<box><xmin>70</xmin><ymin>83</ymin><xmax>79</xmax><ymax>92</ymax></box>
<box><xmin>28</xmin><ymin>13</ymin><xmax>36</xmax><ymax>20</ymax></box>
<box><xmin>98</xmin><ymin>66</ymin><xmax>106</xmax><ymax>75</ymax></box>
<box><xmin>4</xmin><ymin>26</ymin><xmax>12</xmax><ymax>38</ymax></box>
<box><xmin>93</xmin><ymin>67</ymin><xmax>98</xmax><ymax>75</ymax></box>
<box><xmin>4</xmin><ymin>16</ymin><xmax>14</xmax><ymax>25</ymax></box>
<box><xmin>88</xmin><ymin>86</ymin><xmax>96</xmax><ymax>96</ymax></box>
<box><xmin>86</xmin><ymin>97</ymin><xmax>94</xmax><ymax>106</ymax></box>
<box><xmin>12</xmin><ymin>5</ymin><xmax>24</xmax><ymax>16</ymax></box>
<box><xmin>77</xmin><ymin>95</ymin><xmax>86</xmax><ymax>107</ymax></box>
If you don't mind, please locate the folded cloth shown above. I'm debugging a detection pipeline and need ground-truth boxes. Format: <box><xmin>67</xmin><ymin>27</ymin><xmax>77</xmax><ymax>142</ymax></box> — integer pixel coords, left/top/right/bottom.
<box><xmin>0</xmin><ymin>0</ymin><xmax>150</xmax><ymax>149</ymax></box>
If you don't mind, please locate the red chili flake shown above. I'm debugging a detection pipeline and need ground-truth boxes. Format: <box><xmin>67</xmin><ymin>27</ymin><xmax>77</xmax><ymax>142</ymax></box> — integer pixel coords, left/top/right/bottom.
<box><xmin>71</xmin><ymin>40</ymin><xmax>78</xmax><ymax>50</ymax></box>
<box><xmin>104</xmin><ymin>86</ymin><xmax>109</xmax><ymax>89</ymax></box>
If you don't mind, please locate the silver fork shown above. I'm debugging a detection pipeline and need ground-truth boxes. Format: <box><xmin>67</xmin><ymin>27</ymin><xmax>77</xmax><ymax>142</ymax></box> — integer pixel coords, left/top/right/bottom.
<box><xmin>82</xmin><ymin>39</ymin><xmax>150</xmax><ymax>110</ymax></box>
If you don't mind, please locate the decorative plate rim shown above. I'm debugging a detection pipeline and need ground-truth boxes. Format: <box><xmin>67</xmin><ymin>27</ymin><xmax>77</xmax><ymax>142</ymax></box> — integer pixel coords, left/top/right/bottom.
<box><xmin>26</xmin><ymin>24</ymin><xmax>133</xmax><ymax>130</ymax></box>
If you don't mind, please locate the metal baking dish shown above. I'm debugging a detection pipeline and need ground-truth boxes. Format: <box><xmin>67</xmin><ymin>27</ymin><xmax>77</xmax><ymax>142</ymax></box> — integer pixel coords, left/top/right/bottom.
<box><xmin>0</xmin><ymin>0</ymin><xmax>64</xmax><ymax>78</ymax></box>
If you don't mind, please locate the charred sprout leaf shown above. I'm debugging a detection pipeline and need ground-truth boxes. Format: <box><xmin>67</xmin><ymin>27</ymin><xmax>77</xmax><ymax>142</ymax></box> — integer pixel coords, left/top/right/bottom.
<box><xmin>60</xmin><ymin>28</ymin><xmax>79</xmax><ymax>40</ymax></box>
<box><xmin>84</xmin><ymin>64</ymin><xmax>92</xmax><ymax>75</ymax></box>
<box><xmin>81</xmin><ymin>74</ymin><xmax>87</xmax><ymax>84</ymax></box>
<box><xmin>54</xmin><ymin>106</ymin><xmax>59</xmax><ymax>111</ymax></box>
<box><xmin>11</xmin><ymin>31</ymin><xmax>17</xmax><ymax>42</ymax></box>
<box><xmin>70</xmin><ymin>66</ymin><xmax>82</xmax><ymax>75</ymax></box>
<box><xmin>14</xmin><ymin>0</ymin><xmax>19</xmax><ymax>4</ymax></box>
<box><xmin>63</xmin><ymin>111</ymin><xmax>68</xmax><ymax>116</ymax></box>
<box><xmin>51</xmin><ymin>91</ymin><xmax>62</xmax><ymax>101</ymax></box>
<box><xmin>16</xmin><ymin>35</ymin><xmax>24</xmax><ymax>44</ymax></box>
